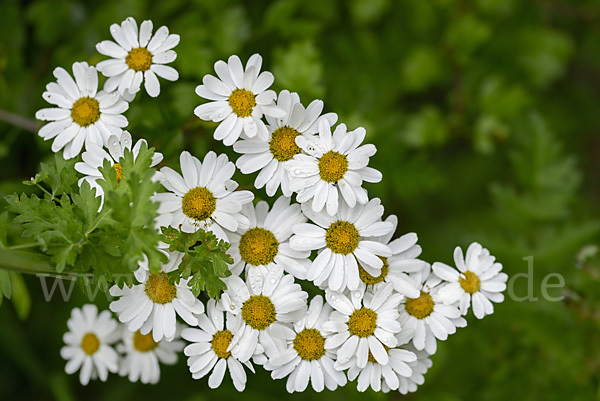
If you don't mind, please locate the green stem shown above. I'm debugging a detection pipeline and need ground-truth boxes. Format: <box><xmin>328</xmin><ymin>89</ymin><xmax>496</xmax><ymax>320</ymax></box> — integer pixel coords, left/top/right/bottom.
<box><xmin>31</xmin><ymin>182</ymin><xmax>58</xmax><ymax>203</ymax></box>
<box><xmin>0</xmin><ymin>248</ymin><xmax>56</xmax><ymax>275</ymax></box>
<box><xmin>8</xmin><ymin>243</ymin><xmax>40</xmax><ymax>250</ymax></box>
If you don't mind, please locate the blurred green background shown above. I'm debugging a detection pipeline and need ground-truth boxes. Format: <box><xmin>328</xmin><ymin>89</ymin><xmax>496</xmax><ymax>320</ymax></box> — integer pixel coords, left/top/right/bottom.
<box><xmin>1</xmin><ymin>0</ymin><xmax>600</xmax><ymax>399</ymax></box>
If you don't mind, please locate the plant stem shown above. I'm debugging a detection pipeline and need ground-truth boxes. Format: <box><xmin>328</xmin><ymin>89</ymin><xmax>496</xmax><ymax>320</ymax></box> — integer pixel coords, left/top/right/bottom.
<box><xmin>0</xmin><ymin>248</ymin><xmax>56</xmax><ymax>275</ymax></box>
<box><xmin>0</xmin><ymin>109</ymin><xmax>39</xmax><ymax>133</ymax></box>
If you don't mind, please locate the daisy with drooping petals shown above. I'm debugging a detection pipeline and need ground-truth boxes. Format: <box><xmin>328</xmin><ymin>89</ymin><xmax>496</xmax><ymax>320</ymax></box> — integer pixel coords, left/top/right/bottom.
<box><xmin>433</xmin><ymin>242</ymin><xmax>508</xmax><ymax>319</ymax></box>
<box><xmin>96</xmin><ymin>17</ymin><xmax>179</xmax><ymax>97</ymax></box>
<box><xmin>109</xmin><ymin>250</ymin><xmax>204</xmax><ymax>342</ymax></box>
<box><xmin>398</xmin><ymin>266</ymin><xmax>466</xmax><ymax>354</ymax></box>
<box><xmin>181</xmin><ymin>299</ymin><xmax>254</xmax><ymax>391</ymax></box>
<box><xmin>117</xmin><ymin>327</ymin><xmax>184</xmax><ymax>384</ymax></box>
<box><xmin>322</xmin><ymin>283</ymin><xmax>402</xmax><ymax>370</ymax></box>
<box><xmin>356</xmin><ymin>215</ymin><xmax>425</xmax><ymax>298</ymax></box>
<box><xmin>266</xmin><ymin>295</ymin><xmax>347</xmax><ymax>393</ymax></box>
<box><xmin>286</xmin><ymin>119</ymin><xmax>382</xmax><ymax>216</ymax></box>
<box><xmin>393</xmin><ymin>343</ymin><xmax>433</xmax><ymax>395</ymax></box>
<box><xmin>227</xmin><ymin>196</ymin><xmax>309</xmax><ymax>279</ymax></box>
<box><xmin>336</xmin><ymin>338</ymin><xmax>417</xmax><ymax>392</ymax></box>
<box><xmin>74</xmin><ymin>131</ymin><xmax>163</xmax><ymax>205</ymax></box>
<box><xmin>194</xmin><ymin>54</ymin><xmax>286</xmax><ymax>146</ymax></box>
<box><xmin>233</xmin><ymin>90</ymin><xmax>337</xmax><ymax>196</ymax></box>
<box><xmin>290</xmin><ymin>198</ymin><xmax>394</xmax><ymax>292</ymax></box>
<box><xmin>60</xmin><ymin>304</ymin><xmax>120</xmax><ymax>385</ymax></box>
<box><xmin>153</xmin><ymin>151</ymin><xmax>253</xmax><ymax>241</ymax></box>
<box><xmin>36</xmin><ymin>62</ymin><xmax>128</xmax><ymax>159</ymax></box>
<box><xmin>220</xmin><ymin>265</ymin><xmax>308</xmax><ymax>363</ymax></box>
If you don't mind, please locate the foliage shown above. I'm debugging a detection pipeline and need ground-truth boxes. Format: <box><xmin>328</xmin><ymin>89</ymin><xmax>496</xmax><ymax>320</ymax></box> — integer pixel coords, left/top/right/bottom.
<box><xmin>160</xmin><ymin>226</ymin><xmax>233</xmax><ymax>298</ymax></box>
<box><xmin>3</xmin><ymin>145</ymin><xmax>166</xmax><ymax>292</ymax></box>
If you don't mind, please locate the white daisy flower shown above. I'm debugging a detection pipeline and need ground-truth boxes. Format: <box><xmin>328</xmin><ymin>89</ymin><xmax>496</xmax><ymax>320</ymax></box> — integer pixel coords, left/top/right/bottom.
<box><xmin>355</xmin><ymin>215</ymin><xmax>425</xmax><ymax>298</ymax></box>
<box><xmin>220</xmin><ymin>265</ymin><xmax>308</xmax><ymax>363</ymax></box>
<box><xmin>290</xmin><ymin>198</ymin><xmax>394</xmax><ymax>292</ymax></box>
<box><xmin>35</xmin><ymin>62</ymin><xmax>128</xmax><ymax>159</ymax></box>
<box><xmin>398</xmin><ymin>266</ymin><xmax>466</xmax><ymax>354</ymax></box>
<box><xmin>322</xmin><ymin>283</ymin><xmax>403</xmax><ymax>369</ymax></box>
<box><xmin>394</xmin><ymin>343</ymin><xmax>433</xmax><ymax>395</ymax></box>
<box><xmin>60</xmin><ymin>304</ymin><xmax>120</xmax><ymax>385</ymax></box>
<box><xmin>194</xmin><ymin>54</ymin><xmax>286</xmax><ymax>146</ymax></box>
<box><xmin>153</xmin><ymin>151</ymin><xmax>253</xmax><ymax>241</ymax></box>
<box><xmin>74</xmin><ymin>131</ymin><xmax>163</xmax><ymax>205</ymax></box>
<box><xmin>181</xmin><ymin>299</ymin><xmax>254</xmax><ymax>391</ymax></box>
<box><xmin>336</xmin><ymin>340</ymin><xmax>417</xmax><ymax>392</ymax></box>
<box><xmin>227</xmin><ymin>196</ymin><xmax>310</xmax><ymax>279</ymax></box>
<box><xmin>117</xmin><ymin>327</ymin><xmax>184</xmax><ymax>384</ymax></box>
<box><xmin>233</xmin><ymin>90</ymin><xmax>337</xmax><ymax>196</ymax></box>
<box><xmin>266</xmin><ymin>295</ymin><xmax>347</xmax><ymax>393</ymax></box>
<box><xmin>96</xmin><ymin>17</ymin><xmax>179</xmax><ymax>97</ymax></box>
<box><xmin>109</xmin><ymin>251</ymin><xmax>204</xmax><ymax>342</ymax></box>
<box><xmin>433</xmin><ymin>242</ymin><xmax>508</xmax><ymax>319</ymax></box>
<box><xmin>286</xmin><ymin>119</ymin><xmax>382</xmax><ymax>216</ymax></box>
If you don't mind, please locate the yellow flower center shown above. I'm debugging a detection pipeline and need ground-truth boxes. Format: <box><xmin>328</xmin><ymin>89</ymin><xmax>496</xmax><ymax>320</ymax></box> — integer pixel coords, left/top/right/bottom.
<box><xmin>211</xmin><ymin>330</ymin><xmax>233</xmax><ymax>359</ymax></box>
<box><xmin>80</xmin><ymin>332</ymin><xmax>100</xmax><ymax>355</ymax></box>
<box><xmin>181</xmin><ymin>186</ymin><xmax>217</xmax><ymax>222</ymax></box>
<box><xmin>325</xmin><ymin>221</ymin><xmax>360</xmax><ymax>255</ymax></box>
<box><xmin>269</xmin><ymin>126</ymin><xmax>302</xmax><ymax>162</ymax></box>
<box><xmin>367</xmin><ymin>344</ymin><xmax>390</xmax><ymax>364</ymax></box>
<box><xmin>113</xmin><ymin>162</ymin><xmax>123</xmax><ymax>185</ymax></box>
<box><xmin>145</xmin><ymin>272</ymin><xmax>177</xmax><ymax>304</ymax></box>
<box><xmin>71</xmin><ymin>97</ymin><xmax>100</xmax><ymax>127</ymax></box>
<box><xmin>293</xmin><ymin>328</ymin><xmax>326</xmax><ymax>361</ymax></box>
<box><xmin>358</xmin><ymin>257</ymin><xmax>389</xmax><ymax>285</ymax></box>
<box><xmin>405</xmin><ymin>291</ymin><xmax>434</xmax><ymax>319</ymax></box>
<box><xmin>459</xmin><ymin>271</ymin><xmax>481</xmax><ymax>294</ymax></box>
<box><xmin>126</xmin><ymin>47</ymin><xmax>153</xmax><ymax>72</ymax></box>
<box><xmin>347</xmin><ymin>307</ymin><xmax>377</xmax><ymax>338</ymax></box>
<box><xmin>241</xmin><ymin>295</ymin><xmax>276</xmax><ymax>331</ymax></box>
<box><xmin>238</xmin><ymin>227</ymin><xmax>279</xmax><ymax>266</ymax></box>
<box><xmin>318</xmin><ymin>150</ymin><xmax>348</xmax><ymax>183</ymax></box>
<box><xmin>133</xmin><ymin>330</ymin><xmax>158</xmax><ymax>352</ymax></box>
<box><xmin>228</xmin><ymin>88</ymin><xmax>256</xmax><ymax>117</ymax></box>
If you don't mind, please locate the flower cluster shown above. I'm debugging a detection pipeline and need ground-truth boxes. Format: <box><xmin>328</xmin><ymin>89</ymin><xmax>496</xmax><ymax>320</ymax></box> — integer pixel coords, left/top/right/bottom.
<box><xmin>37</xmin><ymin>17</ymin><xmax>508</xmax><ymax>394</ymax></box>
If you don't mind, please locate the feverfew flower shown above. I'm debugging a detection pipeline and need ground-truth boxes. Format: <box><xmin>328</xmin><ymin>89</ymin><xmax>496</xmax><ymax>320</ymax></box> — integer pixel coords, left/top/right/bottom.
<box><xmin>96</xmin><ymin>17</ymin><xmax>179</xmax><ymax>97</ymax></box>
<box><xmin>433</xmin><ymin>242</ymin><xmax>508</xmax><ymax>319</ymax></box>
<box><xmin>60</xmin><ymin>305</ymin><xmax>120</xmax><ymax>385</ymax></box>
<box><xmin>290</xmin><ymin>199</ymin><xmax>394</xmax><ymax>292</ymax></box>
<box><xmin>117</xmin><ymin>327</ymin><xmax>184</xmax><ymax>384</ymax></box>
<box><xmin>181</xmin><ymin>300</ymin><xmax>254</xmax><ymax>391</ymax></box>
<box><xmin>394</xmin><ymin>343</ymin><xmax>433</xmax><ymax>395</ymax></box>
<box><xmin>266</xmin><ymin>295</ymin><xmax>347</xmax><ymax>393</ymax></box>
<box><xmin>220</xmin><ymin>265</ymin><xmax>308</xmax><ymax>363</ymax></box>
<box><xmin>323</xmin><ymin>284</ymin><xmax>402</xmax><ymax>369</ymax></box>
<box><xmin>355</xmin><ymin>215</ymin><xmax>424</xmax><ymax>298</ymax></box>
<box><xmin>286</xmin><ymin>119</ymin><xmax>382</xmax><ymax>215</ymax></box>
<box><xmin>227</xmin><ymin>196</ymin><xmax>310</xmax><ymax>278</ymax></box>
<box><xmin>337</xmin><ymin>342</ymin><xmax>417</xmax><ymax>393</ymax></box>
<box><xmin>194</xmin><ymin>54</ymin><xmax>286</xmax><ymax>146</ymax></box>
<box><xmin>153</xmin><ymin>151</ymin><xmax>254</xmax><ymax>241</ymax></box>
<box><xmin>36</xmin><ymin>62</ymin><xmax>128</xmax><ymax>159</ymax></box>
<box><xmin>398</xmin><ymin>266</ymin><xmax>466</xmax><ymax>354</ymax></box>
<box><xmin>74</xmin><ymin>131</ymin><xmax>163</xmax><ymax>205</ymax></box>
<box><xmin>233</xmin><ymin>90</ymin><xmax>337</xmax><ymax>196</ymax></box>
<box><xmin>109</xmin><ymin>251</ymin><xmax>204</xmax><ymax>342</ymax></box>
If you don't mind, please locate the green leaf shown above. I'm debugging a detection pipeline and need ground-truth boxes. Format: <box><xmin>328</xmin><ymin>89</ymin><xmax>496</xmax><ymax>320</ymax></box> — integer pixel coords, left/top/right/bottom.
<box><xmin>0</xmin><ymin>211</ymin><xmax>8</xmax><ymax>247</ymax></box>
<box><xmin>10</xmin><ymin>272</ymin><xmax>30</xmax><ymax>320</ymax></box>
<box><xmin>160</xmin><ymin>226</ymin><xmax>233</xmax><ymax>298</ymax></box>
<box><xmin>0</xmin><ymin>269</ymin><xmax>11</xmax><ymax>300</ymax></box>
